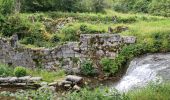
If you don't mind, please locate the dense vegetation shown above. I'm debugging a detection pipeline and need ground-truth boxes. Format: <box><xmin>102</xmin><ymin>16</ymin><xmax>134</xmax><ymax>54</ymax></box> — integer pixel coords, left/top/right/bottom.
<box><xmin>113</xmin><ymin>0</ymin><xmax>170</xmax><ymax>17</ymax></box>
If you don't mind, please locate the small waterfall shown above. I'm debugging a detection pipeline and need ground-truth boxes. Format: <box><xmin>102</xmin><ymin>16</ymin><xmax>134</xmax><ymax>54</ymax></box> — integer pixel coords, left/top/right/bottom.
<box><xmin>115</xmin><ymin>53</ymin><xmax>170</xmax><ymax>92</ymax></box>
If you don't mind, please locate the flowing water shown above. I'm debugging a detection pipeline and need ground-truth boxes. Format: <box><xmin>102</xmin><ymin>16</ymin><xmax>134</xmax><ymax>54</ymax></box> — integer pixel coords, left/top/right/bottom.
<box><xmin>115</xmin><ymin>53</ymin><xmax>170</xmax><ymax>92</ymax></box>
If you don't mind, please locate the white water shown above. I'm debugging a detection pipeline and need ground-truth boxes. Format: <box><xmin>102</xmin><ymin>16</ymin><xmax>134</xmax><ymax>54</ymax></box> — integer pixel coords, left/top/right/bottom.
<box><xmin>115</xmin><ymin>53</ymin><xmax>170</xmax><ymax>92</ymax></box>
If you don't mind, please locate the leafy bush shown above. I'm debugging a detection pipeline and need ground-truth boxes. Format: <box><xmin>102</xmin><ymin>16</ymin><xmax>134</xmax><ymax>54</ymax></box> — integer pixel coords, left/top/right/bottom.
<box><xmin>80</xmin><ymin>60</ymin><xmax>96</xmax><ymax>76</ymax></box>
<box><xmin>0</xmin><ymin>64</ymin><xmax>13</xmax><ymax>77</ymax></box>
<box><xmin>14</xmin><ymin>66</ymin><xmax>27</xmax><ymax>77</ymax></box>
<box><xmin>100</xmin><ymin>58</ymin><xmax>118</xmax><ymax>75</ymax></box>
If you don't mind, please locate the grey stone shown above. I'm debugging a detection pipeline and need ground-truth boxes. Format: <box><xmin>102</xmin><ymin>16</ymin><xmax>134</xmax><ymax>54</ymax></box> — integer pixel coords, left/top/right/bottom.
<box><xmin>0</xmin><ymin>77</ymin><xmax>11</xmax><ymax>83</ymax></box>
<box><xmin>73</xmin><ymin>85</ymin><xmax>81</xmax><ymax>91</ymax></box>
<box><xmin>0</xmin><ymin>34</ymin><xmax>136</xmax><ymax>72</ymax></box>
<box><xmin>40</xmin><ymin>82</ymin><xmax>48</xmax><ymax>86</ymax></box>
<box><xmin>64</xmin><ymin>84</ymin><xmax>71</xmax><ymax>88</ymax></box>
<box><xmin>60</xmin><ymin>80</ymin><xmax>72</xmax><ymax>86</ymax></box>
<box><xmin>66</xmin><ymin>75</ymin><xmax>83</xmax><ymax>83</ymax></box>
<box><xmin>9</xmin><ymin>77</ymin><xmax>18</xmax><ymax>83</ymax></box>
<box><xmin>18</xmin><ymin>76</ymin><xmax>31</xmax><ymax>82</ymax></box>
<box><xmin>49</xmin><ymin>82</ymin><xmax>58</xmax><ymax>86</ymax></box>
<box><xmin>29</xmin><ymin>77</ymin><xmax>42</xmax><ymax>82</ymax></box>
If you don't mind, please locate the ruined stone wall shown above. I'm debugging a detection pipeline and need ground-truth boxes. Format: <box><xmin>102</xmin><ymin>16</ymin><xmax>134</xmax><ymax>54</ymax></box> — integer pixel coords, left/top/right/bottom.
<box><xmin>0</xmin><ymin>34</ymin><xmax>136</xmax><ymax>73</ymax></box>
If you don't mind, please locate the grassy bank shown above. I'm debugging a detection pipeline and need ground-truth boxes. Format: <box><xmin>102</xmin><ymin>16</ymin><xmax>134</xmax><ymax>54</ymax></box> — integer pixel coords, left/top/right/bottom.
<box><xmin>63</xmin><ymin>83</ymin><xmax>170</xmax><ymax>100</ymax></box>
<box><xmin>0</xmin><ymin>64</ymin><xmax>65</xmax><ymax>82</ymax></box>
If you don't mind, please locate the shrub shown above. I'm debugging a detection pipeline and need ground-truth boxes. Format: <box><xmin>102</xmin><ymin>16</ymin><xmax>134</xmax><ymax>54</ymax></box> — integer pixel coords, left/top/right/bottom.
<box><xmin>14</xmin><ymin>66</ymin><xmax>27</xmax><ymax>77</ymax></box>
<box><xmin>80</xmin><ymin>60</ymin><xmax>96</xmax><ymax>76</ymax></box>
<box><xmin>0</xmin><ymin>64</ymin><xmax>13</xmax><ymax>77</ymax></box>
<box><xmin>100</xmin><ymin>58</ymin><xmax>118</xmax><ymax>75</ymax></box>
<box><xmin>62</xmin><ymin>26</ymin><xmax>79</xmax><ymax>41</ymax></box>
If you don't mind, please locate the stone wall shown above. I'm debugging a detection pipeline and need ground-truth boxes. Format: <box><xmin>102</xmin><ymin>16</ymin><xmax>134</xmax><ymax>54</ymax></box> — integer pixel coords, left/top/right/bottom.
<box><xmin>0</xmin><ymin>34</ymin><xmax>136</xmax><ymax>73</ymax></box>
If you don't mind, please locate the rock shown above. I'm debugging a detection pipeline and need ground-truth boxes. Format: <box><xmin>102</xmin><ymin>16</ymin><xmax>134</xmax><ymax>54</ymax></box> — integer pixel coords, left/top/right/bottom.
<box><xmin>59</xmin><ymin>80</ymin><xmax>72</xmax><ymax>86</ymax></box>
<box><xmin>49</xmin><ymin>86</ymin><xmax>56</xmax><ymax>92</ymax></box>
<box><xmin>29</xmin><ymin>77</ymin><xmax>42</xmax><ymax>82</ymax></box>
<box><xmin>49</xmin><ymin>82</ymin><xmax>58</xmax><ymax>86</ymax></box>
<box><xmin>123</xmin><ymin>36</ymin><xmax>136</xmax><ymax>44</ymax></box>
<box><xmin>72</xmin><ymin>68</ymin><xmax>81</xmax><ymax>74</ymax></box>
<box><xmin>15</xmin><ymin>83</ymin><xmax>27</xmax><ymax>86</ymax></box>
<box><xmin>9</xmin><ymin>77</ymin><xmax>18</xmax><ymax>83</ymax></box>
<box><xmin>66</xmin><ymin>75</ymin><xmax>83</xmax><ymax>84</ymax></box>
<box><xmin>40</xmin><ymin>82</ymin><xmax>48</xmax><ymax>86</ymax></box>
<box><xmin>73</xmin><ymin>85</ymin><xmax>81</xmax><ymax>91</ymax></box>
<box><xmin>18</xmin><ymin>76</ymin><xmax>31</xmax><ymax>82</ymax></box>
<box><xmin>0</xmin><ymin>77</ymin><xmax>11</xmax><ymax>83</ymax></box>
<box><xmin>64</xmin><ymin>84</ymin><xmax>71</xmax><ymax>88</ymax></box>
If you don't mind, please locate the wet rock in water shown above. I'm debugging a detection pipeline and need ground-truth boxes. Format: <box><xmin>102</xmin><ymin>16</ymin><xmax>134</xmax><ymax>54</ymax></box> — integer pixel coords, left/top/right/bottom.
<box><xmin>66</xmin><ymin>75</ymin><xmax>83</xmax><ymax>84</ymax></box>
<box><xmin>73</xmin><ymin>85</ymin><xmax>81</xmax><ymax>91</ymax></box>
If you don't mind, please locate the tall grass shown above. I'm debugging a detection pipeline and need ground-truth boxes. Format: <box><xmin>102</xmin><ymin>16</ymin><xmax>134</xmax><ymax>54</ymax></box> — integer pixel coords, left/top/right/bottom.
<box><xmin>127</xmin><ymin>83</ymin><xmax>170</xmax><ymax>100</ymax></box>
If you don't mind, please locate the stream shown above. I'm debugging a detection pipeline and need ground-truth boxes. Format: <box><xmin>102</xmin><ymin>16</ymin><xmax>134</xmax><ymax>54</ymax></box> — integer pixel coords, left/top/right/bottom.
<box><xmin>115</xmin><ymin>53</ymin><xmax>170</xmax><ymax>92</ymax></box>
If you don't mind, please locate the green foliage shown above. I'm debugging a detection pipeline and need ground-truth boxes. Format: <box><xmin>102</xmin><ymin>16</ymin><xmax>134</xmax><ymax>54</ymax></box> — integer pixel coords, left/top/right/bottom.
<box><xmin>14</xmin><ymin>66</ymin><xmax>27</xmax><ymax>77</ymax></box>
<box><xmin>113</xmin><ymin>0</ymin><xmax>170</xmax><ymax>17</ymax></box>
<box><xmin>21</xmin><ymin>0</ymin><xmax>107</xmax><ymax>13</ymax></box>
<box><xmin>111</xmin><ymin>31</ymin><xmax>170</xmax><ymax>73</ymax></box>
<box><xmin>65</xmin><ymin>83</ymin><xmax>170</xmax><ymax>100</ymax></box>
<box><xmin>127</xmin><ymin>83</ymin><xmax>170</xmax><ymax>100</ymax></box>
<box><xmin>92</xmin><ymin>0</ymin><xmax>106</xmax><ymax>13</ymax></box>
<box><xmin>0</xmin><ymin>64</ymin><xmax>13</xmax><ymax>77</ymax></box>
<box><xmin>0</xmin><ymin>0</ymin><xmax>14</xmax><ymax>15</ymax></box>
<box><xmin>61</xmin><ymin>26</ymin><xmax>79</xmax><ymax>41</ymax></box>
<box><xmin>0</xmin><ymin>87</ymin><xmax>56</xmax><ymax>100</ymax></box>
<box><xmin>64</xmin><ymin>87</ymin><xmax>127</xmax><ymax>100</ymax></box>
<box><xmin>80</xmin><ymin>60</ymin><xmax>96</xmax><ymax>76</ymax></box>
<box><xmin>27</xmin><ymin>69</ymin><xmax>65</xmax><ymax>82</ymax></box>
<box><xmin>100</xmin><ymin>58</ymin><xmax>118</xmax><ymax>75</ymax></box>
<box><xmin>149</xmin><ymin>0</ymin><xmax>170</xmax><ymax>17</ymax></box>
<box><xmin>50</xmin><ymin>34</ymin><xmax>61</xmax><ymax>43</ymax></box>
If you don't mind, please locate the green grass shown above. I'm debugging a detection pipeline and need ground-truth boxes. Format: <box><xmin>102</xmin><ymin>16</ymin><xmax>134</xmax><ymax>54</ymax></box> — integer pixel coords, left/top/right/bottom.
<box><xmin>27</xmin><ymin>69</ymin><xmax>65</xmax><ymax>82</ymax></box>
<box><xmin>63</xmin><ymin>83</ymin><xmax>170</xmax><ymax>100</ymax></box>
<box><xmin>127</xmin><ymin>83</ymin><xmax>170</xmax><ymax>100</ymax></box>
<box><xmin>1</xmin><ymin>10</ymin><xmax>168</xmax><ymax>47</ymax></box>
<box><xmin>0</xmin><ymin>63</ymin><xmax>65</xmax><ymax>82</ymax></box>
